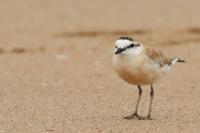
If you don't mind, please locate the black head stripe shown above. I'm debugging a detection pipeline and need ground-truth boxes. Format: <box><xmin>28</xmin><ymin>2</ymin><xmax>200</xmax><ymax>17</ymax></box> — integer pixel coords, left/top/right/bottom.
<box><xmin>127</xmin><ymin>43</ymin><xmax>134</xmax><ymax>49</ymax></box>
<box><xmin>118</xmin><ymin>37</ymin><xmax>133</xmax><ymax>42</ymax></box>
<box><xmin>126</xmin><ymin>43</ymin><xmax>140</xmax><ymax>49</ymax></box>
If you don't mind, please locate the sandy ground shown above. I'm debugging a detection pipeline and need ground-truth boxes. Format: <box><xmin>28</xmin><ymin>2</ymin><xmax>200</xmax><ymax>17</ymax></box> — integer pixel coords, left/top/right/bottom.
<box><xmin>0</xmin><ymin>0</ymin><xmax>200</xmax><ymax>133</ymax></box>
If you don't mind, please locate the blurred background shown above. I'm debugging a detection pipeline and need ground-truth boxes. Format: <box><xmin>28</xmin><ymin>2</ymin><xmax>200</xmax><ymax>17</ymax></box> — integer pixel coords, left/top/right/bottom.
<box><xmin>0</xmin><ymin>0</ymin><xmax>200</xmax><ymax>132</ymax></box>
<box><xmin>2</xmin><ymin>0</ymin><xmax>200</xmax><ymax>47</ymax></box>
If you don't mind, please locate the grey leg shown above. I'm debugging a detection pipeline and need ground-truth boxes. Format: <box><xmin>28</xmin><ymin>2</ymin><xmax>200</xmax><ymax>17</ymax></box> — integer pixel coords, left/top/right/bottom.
<box><xmin>148</xmin><ymin>85</ymin><xmax>154</xmax><ymax>118</ymax></box>
<box><xmin>124</xmin><ymin>85</ymin><xmax>142</xmax><ymax>120</ymax></box>
<box><xmin>138</xmin><ymin>85</ymin><xmax>154</xmax><ymax>120</ymax></box>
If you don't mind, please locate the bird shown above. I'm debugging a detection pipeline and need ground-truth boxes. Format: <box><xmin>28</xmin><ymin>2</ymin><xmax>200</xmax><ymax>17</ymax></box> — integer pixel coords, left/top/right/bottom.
<box><xmin>113</xmin><ymin>36</ymin><xmax>185</xmax><ymax>120</ymax></box>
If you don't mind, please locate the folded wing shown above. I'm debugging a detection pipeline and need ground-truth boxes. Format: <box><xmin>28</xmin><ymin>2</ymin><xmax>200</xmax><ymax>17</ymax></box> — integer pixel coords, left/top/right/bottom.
<box><xmin>145</xmin><ymin>47</ymin><xmax>172</xmax><ymax>67</ymax></box>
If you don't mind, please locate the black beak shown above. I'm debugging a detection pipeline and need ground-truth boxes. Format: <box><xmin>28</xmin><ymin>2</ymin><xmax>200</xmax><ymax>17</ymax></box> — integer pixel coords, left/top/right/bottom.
<box><xmin>115</xmin><ymin>48</ymin><xmax>125</xmax><ymax>54</ymax></box>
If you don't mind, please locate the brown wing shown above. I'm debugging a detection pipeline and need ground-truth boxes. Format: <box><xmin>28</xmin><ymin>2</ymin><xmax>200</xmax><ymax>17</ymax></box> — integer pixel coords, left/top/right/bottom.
<box><xmin>145</xmin><ymin>47</ymin><xmax>172</xmax><ymax>67</ymax></box>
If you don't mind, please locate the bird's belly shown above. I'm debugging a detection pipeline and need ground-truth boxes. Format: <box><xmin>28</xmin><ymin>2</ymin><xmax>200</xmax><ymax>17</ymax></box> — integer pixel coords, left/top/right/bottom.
<box><xmin>114</xmin><ymin>63</ymin><xmax>161</xmax><ymax>85</ymax></box>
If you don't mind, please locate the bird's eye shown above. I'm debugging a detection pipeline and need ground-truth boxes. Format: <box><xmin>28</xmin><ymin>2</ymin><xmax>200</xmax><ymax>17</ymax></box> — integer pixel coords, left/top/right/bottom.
<box><xmin>115</xmin><ymin>46</ymin><xmax>118</xmax><ymax>49</ymax></box>
<box><xmin>129</xmin><ymin>43</ymin><xmax>134</xmax><ymax>48</ymax></box>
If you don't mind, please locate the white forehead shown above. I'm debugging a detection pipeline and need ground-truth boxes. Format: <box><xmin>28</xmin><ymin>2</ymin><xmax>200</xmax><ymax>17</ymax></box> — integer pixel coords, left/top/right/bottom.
<box><xmin>115</xmin><ymin>39</ymin><xmax>132</xmax><ymax>48</ymax></box>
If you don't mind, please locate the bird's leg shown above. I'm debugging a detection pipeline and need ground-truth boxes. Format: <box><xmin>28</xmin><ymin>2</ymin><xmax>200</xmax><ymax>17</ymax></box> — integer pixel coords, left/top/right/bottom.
<box><xmin>138</xmin><ymin>85</ymin><xmax>154</xmax><ymax>120</ymax></box>
<box><xmin>148</xmin><ymin>85</ymin><xmax>154</xmax><ymax>119</ymax></box>
<box><xmin>124</xmin><ymin>85</ymin><xmax>142</xmax><ymax>120</ymax></box>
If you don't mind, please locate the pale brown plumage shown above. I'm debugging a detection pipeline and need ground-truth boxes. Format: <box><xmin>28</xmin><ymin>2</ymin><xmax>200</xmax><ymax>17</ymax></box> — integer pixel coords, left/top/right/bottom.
<box><xmin>145</xmin><ymin>47</ymin><xmax>172</xmax><ymax>67</ymax></box>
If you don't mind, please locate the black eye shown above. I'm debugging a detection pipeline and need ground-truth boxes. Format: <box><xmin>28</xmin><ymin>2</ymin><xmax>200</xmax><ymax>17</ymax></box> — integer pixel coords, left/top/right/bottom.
<box><xmin>115</xmin><ymin>46</ymin><xmax>118</xmax><ymax>49</ymax></box>
<box><xmin>128</xmin><ymin>43</ymin><xmax>134</xmax><ymax>48</ymax></box>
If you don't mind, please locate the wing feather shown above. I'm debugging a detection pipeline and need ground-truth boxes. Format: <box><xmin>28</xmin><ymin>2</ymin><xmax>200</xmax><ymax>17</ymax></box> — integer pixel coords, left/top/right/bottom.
<box><xmin>145</xmin><ymin>47</ymin><xmax>172</xmax><ymax>67</ymax></box>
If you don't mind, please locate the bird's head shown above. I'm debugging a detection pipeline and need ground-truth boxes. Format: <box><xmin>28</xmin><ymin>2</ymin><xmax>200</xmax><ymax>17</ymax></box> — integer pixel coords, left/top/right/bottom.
<box><xmin>114</xmin><ymin>37</ymin><xmax>143</xmax><ymax>55</ymax></box>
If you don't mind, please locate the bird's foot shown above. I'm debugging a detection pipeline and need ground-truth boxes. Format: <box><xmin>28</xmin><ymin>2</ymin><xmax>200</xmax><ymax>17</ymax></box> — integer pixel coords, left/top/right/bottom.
<box><xmin>124</xmin><ymin>112</ymin><xmax>139</xmax><ymax>120</ymax></box>
<box><xmin>137</xmin><ymin>115</ymin><xmax>153</xmax><ymax>120</ymax></box>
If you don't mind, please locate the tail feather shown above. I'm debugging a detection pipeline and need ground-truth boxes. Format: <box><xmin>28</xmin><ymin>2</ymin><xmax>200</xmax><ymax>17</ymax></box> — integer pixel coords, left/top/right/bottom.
<box><xmin>171</xmin><ymin>58</ymin><xmax>186</xmax><ymax>65</ymax></box>
<box><xmin>163</xmin><ymin>58</ymin><xmax>185</xmax><ymax>71</ymax></box>
<box><xmin>177</xmin><ymin>59</ymin><xmax>186</xmax><ymax>63</ymax></box>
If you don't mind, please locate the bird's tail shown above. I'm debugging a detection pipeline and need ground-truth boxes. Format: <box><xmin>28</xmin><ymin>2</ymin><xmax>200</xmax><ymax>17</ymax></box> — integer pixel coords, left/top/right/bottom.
<box><xmin>163</xmin><ymin>58</ymin><xmax>185</xmax><ymax>71</ymax></box>
<box><xmin>177</xmin><ymin>59</ymin><xmax>186</xmax><ymax>63</ymax></box>
<box><xmin>171</xmin><ymin>58</ymin><xmax>186</xmax><ymax>65</ymax></box>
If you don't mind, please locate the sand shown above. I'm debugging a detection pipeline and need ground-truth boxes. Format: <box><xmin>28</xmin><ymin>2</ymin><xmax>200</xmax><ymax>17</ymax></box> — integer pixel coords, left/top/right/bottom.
<box><xmin>0</xmin><ymin>0</ymin><xmax>200</xmax><ymax>133</ymax></box>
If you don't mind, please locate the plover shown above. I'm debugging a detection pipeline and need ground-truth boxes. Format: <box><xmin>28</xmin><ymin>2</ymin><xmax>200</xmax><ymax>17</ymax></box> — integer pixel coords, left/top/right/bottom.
<box><xmin>113</xmin><ymin>37</ymin><xmax>185</xmax><ymax>120</ymax></box>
